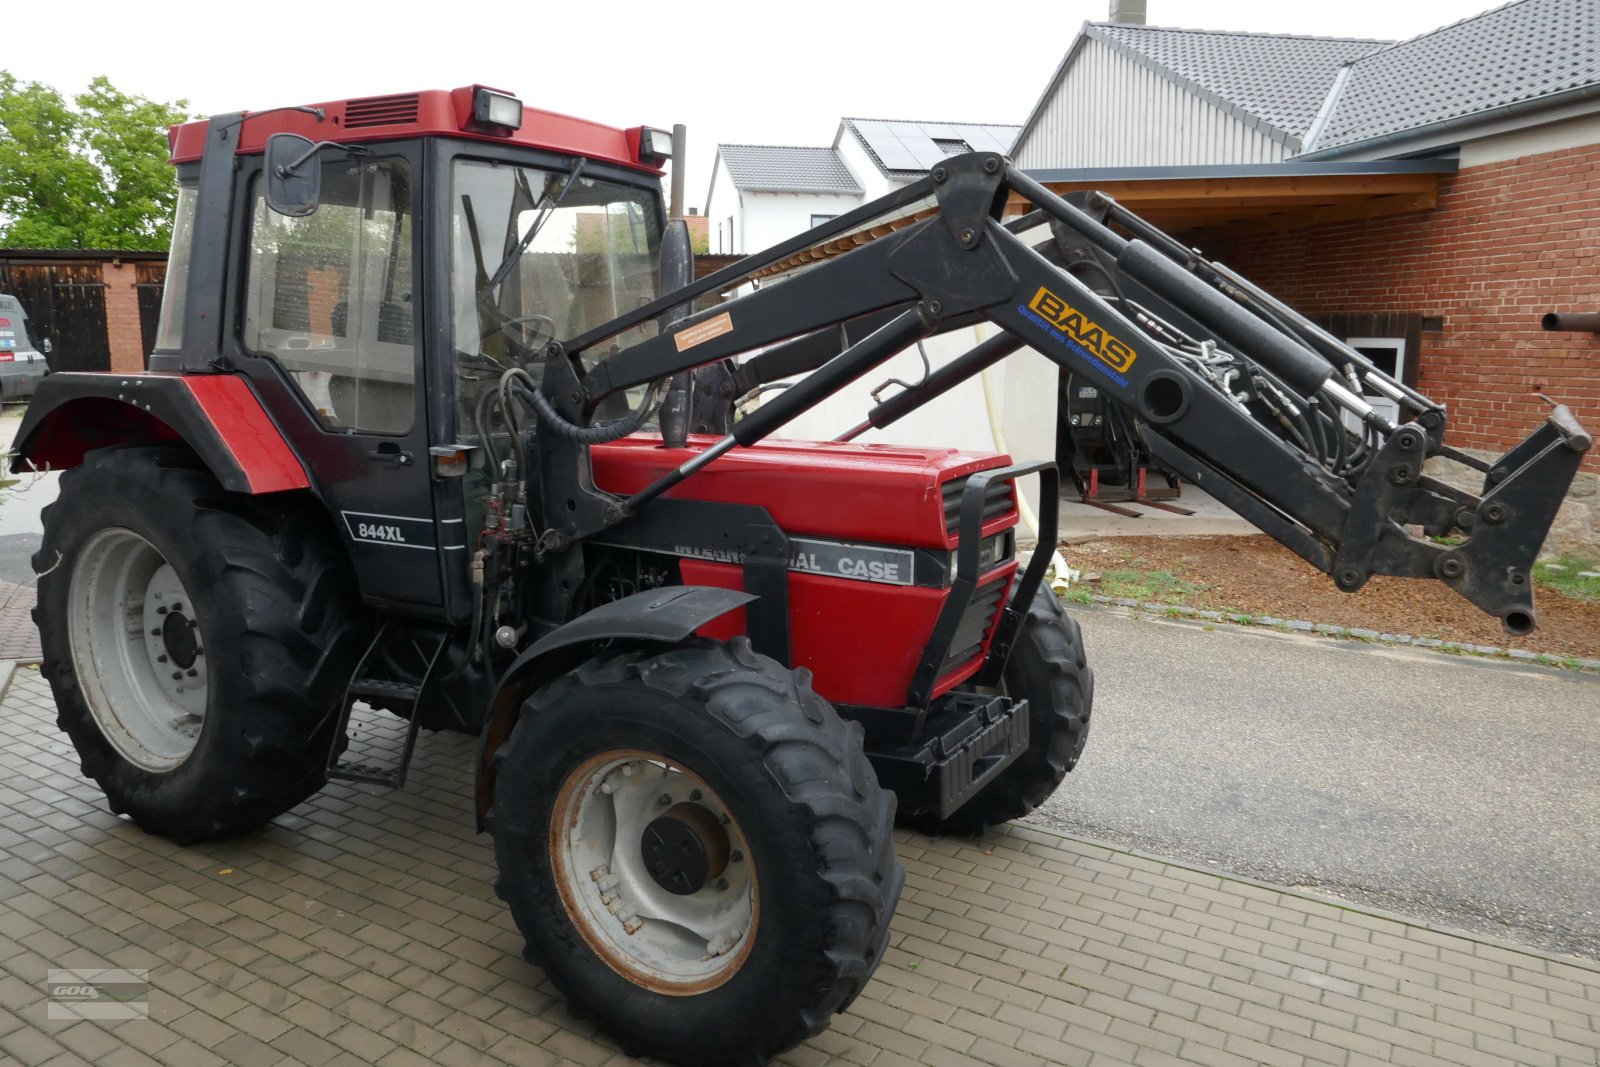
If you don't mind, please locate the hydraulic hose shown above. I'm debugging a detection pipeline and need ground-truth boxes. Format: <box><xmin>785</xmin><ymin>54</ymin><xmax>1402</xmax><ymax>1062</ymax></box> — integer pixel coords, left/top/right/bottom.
<box><xmin>513</xmin><ymin>380</ymin><xmax>666</xmax><ymax>445</ymax></box>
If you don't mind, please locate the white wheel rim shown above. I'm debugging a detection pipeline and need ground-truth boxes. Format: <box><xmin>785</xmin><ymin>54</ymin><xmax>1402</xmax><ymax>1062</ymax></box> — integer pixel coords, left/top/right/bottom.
<box><xmin>550</xmin><ymin>749</ymin><xmax>759</xmax><ymax>994</ymax></box>
<box><xmin>67</xmin><ymin>528</ymin><xmax>208</xmax><ymax>772</ymax></box>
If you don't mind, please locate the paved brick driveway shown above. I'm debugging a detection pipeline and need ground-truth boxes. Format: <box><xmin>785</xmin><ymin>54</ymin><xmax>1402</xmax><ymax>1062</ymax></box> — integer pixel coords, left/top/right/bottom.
<box><xmin>1</xmin><ymin>664</ymin><xmax>1597</xmax><ymax>1067</ymax></box>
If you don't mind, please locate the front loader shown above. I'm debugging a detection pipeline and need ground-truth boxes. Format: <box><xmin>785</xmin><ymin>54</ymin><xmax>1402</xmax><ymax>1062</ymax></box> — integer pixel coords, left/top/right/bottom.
<box><xmin>13</xmin><ymin>86</ymin><xmax>1588</xmax><ymax>1066</ymax></box>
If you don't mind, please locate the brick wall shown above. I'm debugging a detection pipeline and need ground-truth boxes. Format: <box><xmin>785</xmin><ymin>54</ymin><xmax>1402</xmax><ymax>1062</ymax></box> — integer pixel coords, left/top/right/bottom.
<box><xmin>1200</xmin><ymin>142</ymin><xmax>1600</xmax><ymax>480</ymax></box>
<box><xmin>101</xmin><ymin>260</ymin><xmax>146</xmax><ymax>373</ymax></box>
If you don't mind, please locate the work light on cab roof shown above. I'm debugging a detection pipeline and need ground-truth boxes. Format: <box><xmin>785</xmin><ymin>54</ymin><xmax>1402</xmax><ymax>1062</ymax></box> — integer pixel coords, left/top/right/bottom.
<box><xmin>468</xmin><ymin>86</ymin><xmax>522</xmax><ymax>131</ymax></box>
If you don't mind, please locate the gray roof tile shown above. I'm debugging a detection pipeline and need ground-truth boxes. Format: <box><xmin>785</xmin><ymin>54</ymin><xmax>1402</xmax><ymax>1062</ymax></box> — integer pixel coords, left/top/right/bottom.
<box><xmin>1089</xmin><ymin>23</ymin><xmax>1387</xmax><ymax>143</ymax></box>
<box><xmin>842</xmin><ymin>118</ymin><xmax>1023</xmax><ymax>176</ymax></box>
<box><xmin>1313</xmin><ymin>0</ymin><xmax>1600</xmax><ymax>151</ymax></box>
<box><xmin>718</xmin><ymin>145</ymin><xmax>862</xmax><ymax>193</ymax></box>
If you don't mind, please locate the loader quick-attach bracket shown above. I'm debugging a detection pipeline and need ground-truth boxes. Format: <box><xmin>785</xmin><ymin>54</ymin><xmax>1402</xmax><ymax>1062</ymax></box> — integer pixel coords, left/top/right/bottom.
<box><xmin>1332</xmin><ymin>409</ymin><xmax>1591</xmax><ymax>636</ymax></box>
<box><xmin>536</xmin><ymin>151</ymin><xmax>1587</xmax><ymax>637</ymax></box>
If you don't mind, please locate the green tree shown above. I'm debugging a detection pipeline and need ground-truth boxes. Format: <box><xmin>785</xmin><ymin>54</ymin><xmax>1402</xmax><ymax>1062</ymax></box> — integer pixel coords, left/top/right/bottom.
<box><xmin>0</xmin><ymin>73</ymin><xmax>188</xmax><ymax>250</ymax></box>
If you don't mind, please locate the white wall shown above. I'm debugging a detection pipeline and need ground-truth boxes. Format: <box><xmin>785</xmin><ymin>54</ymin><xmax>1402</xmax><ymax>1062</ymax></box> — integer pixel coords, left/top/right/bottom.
<box><xmin>1458</xmin><ymin>111</ymin><xmax>1600</xmax><ymax>168</ymax></box>
<box><xmin>739</xmin><ymin>191</ymin><xmax>864</xmax><ymax>255</ymax></box>
<box><xmin>1014</xmin><ymin>37</ymin><xmax>1290</xmax><ymax>169</ymax></box>
<box><xmin>704</xmin><ymin>155</ymin><xmax>739</xmax><ymax>254</ymax></box>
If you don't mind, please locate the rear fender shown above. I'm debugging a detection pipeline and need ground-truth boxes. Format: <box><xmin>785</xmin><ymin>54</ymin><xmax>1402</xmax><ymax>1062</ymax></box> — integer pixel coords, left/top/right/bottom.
<box><xmin>475</xmin><ymin>585</ymin><xmax>756</xmax><ymax>826</ymax></box>
<box><xmin>11</xmin><ymin>372</ymin><xmax>310</xmax><ymax>494</ymax></box>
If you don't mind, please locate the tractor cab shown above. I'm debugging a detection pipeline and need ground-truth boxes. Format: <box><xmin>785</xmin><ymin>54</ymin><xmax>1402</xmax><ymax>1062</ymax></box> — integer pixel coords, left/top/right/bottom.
<box><xmin>143</xmin><ymin>87</ymin><xmax>674</xmax><ymax>613</ymax></box>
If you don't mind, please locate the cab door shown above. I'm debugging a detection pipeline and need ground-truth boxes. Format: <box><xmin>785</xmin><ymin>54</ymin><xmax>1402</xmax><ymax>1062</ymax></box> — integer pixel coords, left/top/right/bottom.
<box><xmin>231</xmin><ymin>147</ymin><xmax>447</xmax><ymax>609</ymax></box>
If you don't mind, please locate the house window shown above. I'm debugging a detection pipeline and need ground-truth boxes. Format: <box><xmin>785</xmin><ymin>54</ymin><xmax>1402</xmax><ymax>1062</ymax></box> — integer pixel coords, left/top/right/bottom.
<box><xmin>809</xmin><ymin>214</ymin><xmax>837</xmax><ymax>229</ymax></box>
<box><xmin>1314</xmin><ymin>312</ymin><xmax>1422</xmax><ymax>432</ymax></box>
<box><xmin>726</xmin><ymin>215</ymin><xmax>735</xmax><ymax>254</ymax></box>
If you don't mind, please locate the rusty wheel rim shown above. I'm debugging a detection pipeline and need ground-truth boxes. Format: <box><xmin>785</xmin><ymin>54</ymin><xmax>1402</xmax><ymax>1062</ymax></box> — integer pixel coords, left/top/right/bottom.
<box><xmin>549</xmin><ymin>748</ymin><xmax>760</xmax><ymax>994</ymax></box>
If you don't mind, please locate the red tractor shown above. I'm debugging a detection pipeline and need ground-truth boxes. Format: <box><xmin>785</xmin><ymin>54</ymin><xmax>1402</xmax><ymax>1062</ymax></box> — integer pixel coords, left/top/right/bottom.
<box><xmin>14</xmin><ymin>86</ymin><xmax>1587</xmax><ymax>1065</ymax></box>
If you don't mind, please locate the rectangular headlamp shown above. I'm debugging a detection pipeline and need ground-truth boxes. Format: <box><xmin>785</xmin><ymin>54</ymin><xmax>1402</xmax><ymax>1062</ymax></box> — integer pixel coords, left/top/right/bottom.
<box><xmin>638</xmin><ymin>126</ymin><xmax>673</xmax><ymax>163</ymax></box>
<box><xmin>472</xmin><ymin>88</ymin><xmax>523</xmax><ymax>131</ymax></box>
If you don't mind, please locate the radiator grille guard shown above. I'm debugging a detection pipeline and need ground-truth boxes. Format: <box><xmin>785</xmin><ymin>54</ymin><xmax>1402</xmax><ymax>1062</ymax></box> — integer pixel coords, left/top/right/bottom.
<box><xmin>906</xmin><ymin>461</ymin><xmax>1060</xmax><ymax>709</ymax></box>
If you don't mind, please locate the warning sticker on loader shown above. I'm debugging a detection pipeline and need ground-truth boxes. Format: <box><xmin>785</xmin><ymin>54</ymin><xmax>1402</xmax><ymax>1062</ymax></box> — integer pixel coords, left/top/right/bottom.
<box><xmin>672</xmin><ymin>311</ymin><xmax>734</xmax><ymax>353</ymax></box>
<box><xmin>1018</xmin><ymin>286</ymin><xmax>1137</xmax><ymax>385</ymax></box>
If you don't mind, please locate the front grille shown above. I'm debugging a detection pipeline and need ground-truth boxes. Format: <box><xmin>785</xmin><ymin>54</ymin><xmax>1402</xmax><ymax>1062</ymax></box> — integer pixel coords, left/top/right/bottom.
<box><xmin>939</xmin><ymin>579</ymin><xmax>1006</xmax><ymax>675</ymax></box>
<box><xmin>344</xmin><ymin>93</ymin><xmax>421</xmax><ymax>129</ymax></box>
<box><xmin>942</xmin><ymin>477</ymin><xmax>1015</xmax><ymax>536</ymax></box>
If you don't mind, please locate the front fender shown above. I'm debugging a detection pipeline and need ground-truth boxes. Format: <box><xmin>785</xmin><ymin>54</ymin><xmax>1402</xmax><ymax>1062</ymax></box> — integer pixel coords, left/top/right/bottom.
<box><xmin>12</xmin><ymin>372</ymin><xmax>309</xmax><ymax>494</ymax></box>
<box><xmin>475</xmin><ymin>585</ymin><xmax>756</xmax><ymax>825</ymax></box>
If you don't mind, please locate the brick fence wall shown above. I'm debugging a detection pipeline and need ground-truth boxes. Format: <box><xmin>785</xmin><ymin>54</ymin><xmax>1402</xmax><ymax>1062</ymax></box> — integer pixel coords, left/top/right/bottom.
<box><xmin>101</xmin><ymin>259</ymin><xmax>148</xmax><ymax>372</ymax></box>
<box><xmin>1201</xmin><ymin>141</ymin><xmax>1600</xmax><ymax>477</ymax></box>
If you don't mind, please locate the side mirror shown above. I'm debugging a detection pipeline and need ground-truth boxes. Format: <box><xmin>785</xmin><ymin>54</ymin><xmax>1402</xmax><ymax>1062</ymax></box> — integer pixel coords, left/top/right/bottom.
<box><xmin>265</xmin><ymin>133</ymin><xmax>321</xmax><ymax>217</ymax></box>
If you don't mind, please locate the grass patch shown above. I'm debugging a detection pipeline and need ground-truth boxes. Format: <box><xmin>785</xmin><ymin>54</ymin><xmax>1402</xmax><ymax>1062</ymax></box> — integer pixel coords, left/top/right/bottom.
<box><xmin>1534</xmin><ymin>555</ymin><xmax>1600</xmax><ymax>603</ymax></box>
<box><xmin>1095</xmin><ymin>568</ymin><xmax>1206</xmax><ymax>605</ymax></box>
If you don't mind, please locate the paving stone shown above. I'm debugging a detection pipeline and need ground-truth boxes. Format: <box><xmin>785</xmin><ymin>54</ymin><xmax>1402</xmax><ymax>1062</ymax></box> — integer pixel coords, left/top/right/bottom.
<box><xmin>0</xmin><ymin>670</ymin><xmax>1595</xmax><ymax>1067</ymax></box>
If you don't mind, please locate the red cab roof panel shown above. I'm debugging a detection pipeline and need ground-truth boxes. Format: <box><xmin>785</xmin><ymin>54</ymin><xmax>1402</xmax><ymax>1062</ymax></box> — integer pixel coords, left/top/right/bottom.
<box><xmin>168</xmin><ymin>86</ymin><xmax>663</xmax><ymax>175</ymax></box>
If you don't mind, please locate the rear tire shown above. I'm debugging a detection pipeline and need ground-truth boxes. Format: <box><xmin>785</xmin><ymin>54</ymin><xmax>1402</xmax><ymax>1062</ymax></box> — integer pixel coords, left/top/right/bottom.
<box><xmin>918</xmin><ymin>585</ymin><xmax>1093</xmax><ymax>835</ymax></box>
<box><xmin>34</xmin><ymin>446</ymin><xmax>361</xmax><ymax>844</ymax></box>
<box><xmin>488</xmin><ymin>639</ymin><xmax>902</xmax><ymax>1067</ymax></box>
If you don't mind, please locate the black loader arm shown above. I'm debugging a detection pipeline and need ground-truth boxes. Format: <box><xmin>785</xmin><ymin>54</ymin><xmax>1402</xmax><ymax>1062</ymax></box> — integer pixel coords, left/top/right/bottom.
<box><xmin>536</xmin><ymin>153</ymin><xmax>1588</xmax><ymax>637</ymax></box>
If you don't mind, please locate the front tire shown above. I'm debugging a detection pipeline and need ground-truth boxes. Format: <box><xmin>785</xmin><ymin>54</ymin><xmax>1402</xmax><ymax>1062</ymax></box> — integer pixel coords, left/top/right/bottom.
<box><xmin>35</xmin><ymin>446</ymin><xmax>361</xmax><ymax>843</ymax></box>
<box><xmin>488</xmin><ymin>639</ymin><xmax>902</xmax><ymax>1067</ymax></box>
<box><xmin>920</xmin><ymin>584</ymin><xmax>1094</xmax><ymax>835</ymax></box>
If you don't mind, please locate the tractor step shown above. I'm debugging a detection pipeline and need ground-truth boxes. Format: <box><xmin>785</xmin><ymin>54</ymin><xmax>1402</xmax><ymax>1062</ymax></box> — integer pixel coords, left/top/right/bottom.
<box><xmin>327</xmin><ymin>762</ymin><xmax>407</xmax><ymax>787</ymax></box>
<box><xmin>348</xmin><ymin>678</ymin><xmax>420</xmax><ymax>705</ymax></box>
<box><xmin>326</xmin><ymin>623</ymin><xmax>452</xmax><ymax>790</ymax></box>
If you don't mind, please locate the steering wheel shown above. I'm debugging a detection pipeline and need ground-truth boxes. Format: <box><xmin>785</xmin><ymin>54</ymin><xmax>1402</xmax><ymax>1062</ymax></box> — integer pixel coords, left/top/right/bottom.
<box><xmin>482</xmin><ymin>313</ymin><xmax>558</xmax><ymax>353</ymax></box>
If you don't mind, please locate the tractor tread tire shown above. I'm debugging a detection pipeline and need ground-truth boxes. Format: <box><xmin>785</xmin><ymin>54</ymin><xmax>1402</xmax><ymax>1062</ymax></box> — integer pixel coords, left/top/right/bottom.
<box><xmin>919</xmin><ymin>586</ymin><xmax>1093</xmax><ymax>836</ymax></box>
<box><xmin>34</xmin><ymin>445</ymin><xmax>360</xmax><ymax>844</ymax></box>
<box><xmin>488</xmin><ymin>638</ymin><xmax>902</xmax><ymax>1067</ymax></box>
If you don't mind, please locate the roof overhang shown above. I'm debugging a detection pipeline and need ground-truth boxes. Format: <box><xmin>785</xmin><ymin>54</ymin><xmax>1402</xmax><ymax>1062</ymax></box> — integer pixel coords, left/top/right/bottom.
<box><xmin>751</xmin><ymin>160</ymin><xmax>1454</xmax><ymax>281</ymax></box>
<box><xmin>1015</xmin><ymin>160</ymin><xmax>1454</xmax><ymax>238</ymax></box>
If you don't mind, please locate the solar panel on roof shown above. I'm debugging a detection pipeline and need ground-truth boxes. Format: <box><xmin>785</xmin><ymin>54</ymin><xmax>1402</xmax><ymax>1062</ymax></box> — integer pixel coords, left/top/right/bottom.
<box><xmin>955</xmin><ymin>125</ymin><xmax>1011</xmax><ymax>153</ymax></box>
<box><xmin>873</xmin><ymin>130</ymin><xmax>925</xmax><ymax>172</ymax></box>
<box><xmin>903</xmin><ymin>130</ymin><xmax>952</xmax><ymax>172</ymax></box>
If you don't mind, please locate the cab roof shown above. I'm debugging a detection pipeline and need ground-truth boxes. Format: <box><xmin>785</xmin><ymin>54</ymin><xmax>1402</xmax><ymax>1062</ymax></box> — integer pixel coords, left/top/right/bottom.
<box><xmin>167</xmin><ymin>86</ymin><xmax>664</xmax><ymax>176</ymax></box>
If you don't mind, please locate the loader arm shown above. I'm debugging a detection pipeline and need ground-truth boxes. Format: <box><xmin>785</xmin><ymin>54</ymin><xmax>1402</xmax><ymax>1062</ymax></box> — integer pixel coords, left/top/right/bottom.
<box><xmin>538</xmin><ymin>153</ymin><xmax>1588</xmax><ymax>636</ymax></box>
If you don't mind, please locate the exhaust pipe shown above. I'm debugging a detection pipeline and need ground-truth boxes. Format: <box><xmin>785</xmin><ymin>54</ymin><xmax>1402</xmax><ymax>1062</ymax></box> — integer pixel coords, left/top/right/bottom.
<box><xmin>1541</xmin><ymin>312</ymin><xmax>1600</xmax><ymax>333</ymax></box>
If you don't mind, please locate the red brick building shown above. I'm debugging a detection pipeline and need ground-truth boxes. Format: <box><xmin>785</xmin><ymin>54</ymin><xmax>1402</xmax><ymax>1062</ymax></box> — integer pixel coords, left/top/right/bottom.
<box><xmin>1013</xmin><ymin>0</ymin><xmax>1600</xmax><ymax>550</ymax></box>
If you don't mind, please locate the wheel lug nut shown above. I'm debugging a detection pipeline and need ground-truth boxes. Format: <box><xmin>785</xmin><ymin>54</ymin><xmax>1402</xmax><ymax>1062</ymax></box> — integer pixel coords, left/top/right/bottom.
<box><xmin>171</xmin><ymin>671</ymin><xmax>182</xmax><ymax>680</ymax></box>
<box><xmin>658</xmin><ymin>793</ymin><xmax>672</xmax><ymax>807</ymax></box>
<box><xmin>714</xmin><ymin>879</ymin><xmax>729</xmax><ymax>892</ymax></box>
<box><xmin>689</xmin><ymin>789</ymin><xmax>702</xmax><ymax>802</ymax></box>
<box><xmin>186</xmin><ymin>669</ymin><xmax>197</xmax><ymax>678</ymax></box>
<box><xmin>171</xmin><ymin>603</ymin><xmax>183</xmax><ymax>612</ymax></box>
<box><xmin>157</xmin><ymin>655</ymin><xmax>168</xmax><ymax>663</ymax></box>
<box><xmin>730</xmin><ymin>849</ymin><xmax>743</xmax><ymax>862</ymax></box>
<box><xmin>156</xmin><ymin>606</ymin><xmax>167</xmax><ymax>615</ymax></box>
<box><xmin>150</xmin><ymin>628</ymin><xmax>161</xmax><ymax>636</ymax></box>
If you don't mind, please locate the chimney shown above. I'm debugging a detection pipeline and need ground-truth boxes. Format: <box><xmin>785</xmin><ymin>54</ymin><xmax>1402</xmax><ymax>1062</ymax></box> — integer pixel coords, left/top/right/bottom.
<box><xmin>1109</xmin><ymin>0</ymin><xmax>1146</xmax><ymax>23</ymax></box>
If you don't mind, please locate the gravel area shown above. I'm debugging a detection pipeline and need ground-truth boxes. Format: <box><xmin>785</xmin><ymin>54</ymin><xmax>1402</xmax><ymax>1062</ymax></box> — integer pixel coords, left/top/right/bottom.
<box><xmin>1069</xmin><ymin>534</ymin><xmax>1600</xmax><ymax>659</ymax></box>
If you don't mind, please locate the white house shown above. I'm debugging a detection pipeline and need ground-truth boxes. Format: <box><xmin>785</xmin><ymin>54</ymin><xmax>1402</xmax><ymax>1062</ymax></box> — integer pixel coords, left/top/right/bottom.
<box><xmin>701</xmin><ymin>119</ymin><xmax>1063</xmax><ymax>529</ymax></box>
<box><xmin>703</xmin><ymin>146</ymin><xmax>863</xmax><ymax>256</ymax></box>
<box><xmin>704</xmin><ymin>119</ymin><xmax>1020</xmax><ymax>254</ymax></box>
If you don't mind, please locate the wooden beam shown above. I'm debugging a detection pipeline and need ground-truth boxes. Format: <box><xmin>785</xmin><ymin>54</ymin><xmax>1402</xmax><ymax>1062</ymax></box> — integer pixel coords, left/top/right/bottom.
<box><xmin>1181</xmin><ymin>190</ymin><xmax>1438</xmax><ymax>239</ymax></box>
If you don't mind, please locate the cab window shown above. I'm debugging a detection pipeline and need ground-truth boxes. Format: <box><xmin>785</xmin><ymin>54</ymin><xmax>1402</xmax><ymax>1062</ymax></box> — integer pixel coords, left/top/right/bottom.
<box><xmin>243</xmin><ymin>157</ymin><xmax>415</xmax><ymax>435</ymax></box>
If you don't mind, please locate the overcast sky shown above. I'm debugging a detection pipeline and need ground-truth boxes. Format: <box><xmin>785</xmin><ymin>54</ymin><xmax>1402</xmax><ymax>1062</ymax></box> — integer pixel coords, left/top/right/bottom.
<box><xmin>8</xmin><ymin>0</ymin><xmax>1498</xmax><ymax>210</ymax></box>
